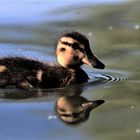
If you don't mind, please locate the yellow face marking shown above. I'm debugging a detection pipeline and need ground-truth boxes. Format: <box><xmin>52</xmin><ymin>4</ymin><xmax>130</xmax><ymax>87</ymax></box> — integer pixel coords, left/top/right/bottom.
<box><xmin>56</xmin><ymin>37</ymin><xmax>85</xmax><ymax>68</ymax></box>
<box><xmin>0</xmin><ymin>65</ymin><xmax>7</xmax><ymax>73</ymax></box>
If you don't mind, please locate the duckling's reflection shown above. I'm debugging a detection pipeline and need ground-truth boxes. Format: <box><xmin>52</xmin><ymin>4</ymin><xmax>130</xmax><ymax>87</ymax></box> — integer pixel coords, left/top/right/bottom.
<box><xmin>0</xmin><ymin>84</ymin><xmax>105</xmax><ymax>125</ymax></box>
<box><xmin>56</xmin><ymin>95</ymin><xmax>104</xmax><ymax>125</ymax></box>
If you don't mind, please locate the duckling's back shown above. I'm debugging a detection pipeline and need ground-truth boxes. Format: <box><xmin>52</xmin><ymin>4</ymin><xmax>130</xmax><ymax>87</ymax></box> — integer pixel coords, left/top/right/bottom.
<box><xmin>0</xmin><ymin>57</ymin><xmax>88</xmax><ymax>89</ymax></box>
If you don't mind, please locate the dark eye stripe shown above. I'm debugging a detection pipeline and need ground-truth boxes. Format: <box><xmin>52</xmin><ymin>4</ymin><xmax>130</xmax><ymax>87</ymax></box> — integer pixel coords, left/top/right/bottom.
<box><xmin>60</xmin><ymin>40</ymin><xmax>85</xmax><ymax>53</ymax></box>
<box><xmin>58</xmin><ymin>109</ymin><xmax>85</xmax><ymax>118</ymax></box>
<box><xmin>60</xmin><ymin>40</ymin><xmax>72</xmax><ymax>46</ymax></box>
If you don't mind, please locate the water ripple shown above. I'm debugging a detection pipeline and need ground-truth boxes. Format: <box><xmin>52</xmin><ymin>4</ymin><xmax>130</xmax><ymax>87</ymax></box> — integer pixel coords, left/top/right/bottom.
<box><xmin>88</xmin><ymin>69</ymin><xmax>128</xmax><ymax>85</ymax></box>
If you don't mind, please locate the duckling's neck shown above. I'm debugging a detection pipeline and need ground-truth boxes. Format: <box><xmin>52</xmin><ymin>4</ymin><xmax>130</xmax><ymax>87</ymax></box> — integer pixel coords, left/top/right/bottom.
<box><xmin>65</xmin><ymin>66</ymin><xmax>89</xmax><ymax>83</ymax></box>
<box><xmin>67</xmin><ymin>65</ymin><xmax>81</xmax><ymax>70</ymax></box>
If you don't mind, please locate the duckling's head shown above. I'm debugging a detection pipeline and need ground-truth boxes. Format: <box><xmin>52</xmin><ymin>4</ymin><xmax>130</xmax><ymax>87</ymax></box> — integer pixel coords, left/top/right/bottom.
<box><xmin>56</xmin><ymin>31</ymin><xmax>105</xmax><ymax>69</ymax></box>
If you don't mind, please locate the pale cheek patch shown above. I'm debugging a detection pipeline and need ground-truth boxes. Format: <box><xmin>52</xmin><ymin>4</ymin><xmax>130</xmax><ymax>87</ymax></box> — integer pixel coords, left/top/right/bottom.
<box><xmin>0</xmin><ymin>65</ymin><xmax>7</xmax><ymax>73</ymax></box>
<box><xmin>36</xmin><ymin>69</ymin><xmax>43</xmax><ymax>82</ymax></box>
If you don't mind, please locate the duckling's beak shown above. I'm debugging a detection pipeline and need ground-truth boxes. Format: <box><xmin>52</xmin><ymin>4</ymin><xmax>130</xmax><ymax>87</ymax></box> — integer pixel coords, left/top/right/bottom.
<box><xmin>82</xmin><ymin>100</ymin><xmax>105</xmax><ymax>112</ymax></box>
<box><xmin>82</xmin><ymin>54</ymin><xmax>105</xmax><ymax>69</ymax></box>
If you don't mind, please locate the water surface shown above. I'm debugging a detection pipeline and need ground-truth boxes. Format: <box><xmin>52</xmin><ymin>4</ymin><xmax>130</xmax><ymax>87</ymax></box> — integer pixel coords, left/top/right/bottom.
<box><xmin>0</xmin><ymin>0</ymin><xmax>140</xmax><ymax>140</ymax></box>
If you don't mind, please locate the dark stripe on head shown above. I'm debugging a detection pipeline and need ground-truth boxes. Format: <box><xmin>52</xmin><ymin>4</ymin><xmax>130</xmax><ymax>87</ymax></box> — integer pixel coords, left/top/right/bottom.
<box><xmin>60</xmin><ymin>31</ymin><xmax>91</xmax><ymax>53</ymax></box>
<box><xmin>60</xmin><ymin>31</ymin><xmax>89</xmax><ymax>46</ymax></box>
<box><xmin>60</xmin><ymin>40</ymin><xmax>85</xmax><ymax>53</ymax></box>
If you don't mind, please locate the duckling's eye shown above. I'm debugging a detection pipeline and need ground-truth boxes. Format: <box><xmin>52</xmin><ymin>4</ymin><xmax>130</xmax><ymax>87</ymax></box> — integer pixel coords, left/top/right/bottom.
<box><xmin>72</xmin><ymin>42</ymin><xmax>80</xmax><ymax>50</ymax></box>
<box><xmin>60</xmin><ymin>48</ymin><xmax>66</xmax><ymax>51</ymax></box>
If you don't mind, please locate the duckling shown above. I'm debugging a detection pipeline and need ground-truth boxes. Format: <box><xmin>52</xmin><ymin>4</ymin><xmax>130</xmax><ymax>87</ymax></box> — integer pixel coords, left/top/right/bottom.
<box><xmin>0</xmin><ymin>31</ymin><xmax>105</xmax><ymax>89</ymax></box>
<box><xmin>56</xmin><ymin>95</ymin><xmax>104</xmax><ymax>124</ymax></box>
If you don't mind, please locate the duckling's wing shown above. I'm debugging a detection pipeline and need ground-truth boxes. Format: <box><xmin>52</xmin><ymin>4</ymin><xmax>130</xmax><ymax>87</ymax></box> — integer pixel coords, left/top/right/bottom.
<box><xmin>0</xmin><ymin>57</ymin><xmax>45</xmax><ymax>70</ymax></box>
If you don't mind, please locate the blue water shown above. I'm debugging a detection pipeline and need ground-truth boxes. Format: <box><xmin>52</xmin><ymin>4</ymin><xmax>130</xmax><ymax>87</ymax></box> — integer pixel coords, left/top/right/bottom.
<box><xmin>0</xmin><ymin>0</ymin><xmax>140</xmax><ymax>140</ymax></box>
